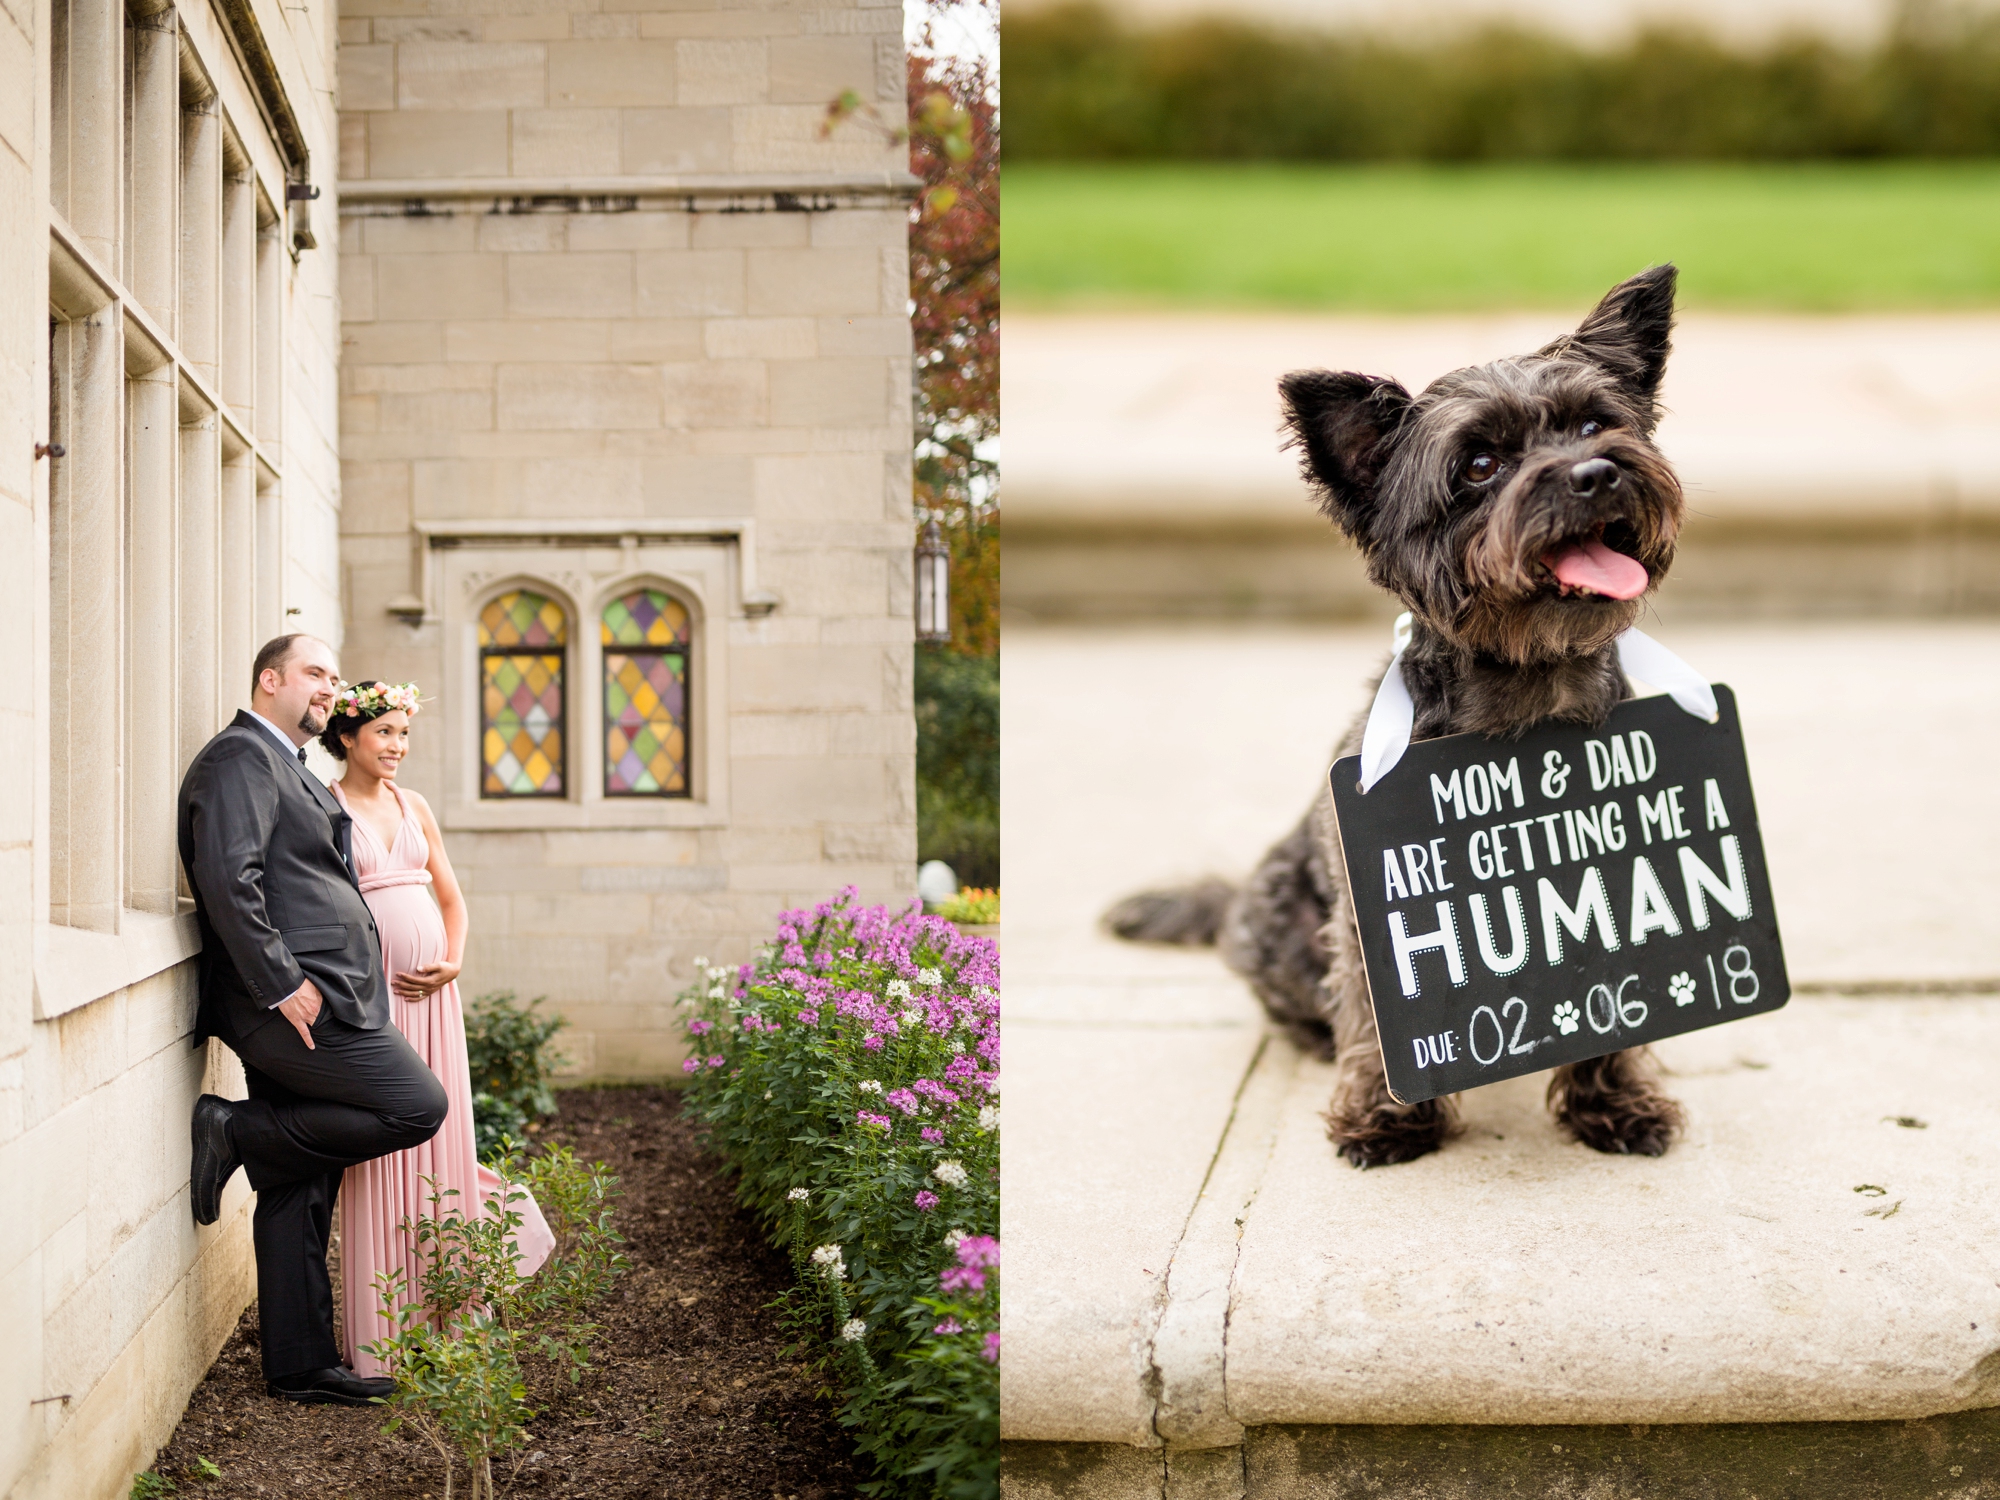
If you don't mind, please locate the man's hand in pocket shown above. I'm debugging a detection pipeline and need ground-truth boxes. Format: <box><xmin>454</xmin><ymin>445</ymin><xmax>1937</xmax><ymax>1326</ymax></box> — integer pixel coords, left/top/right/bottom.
<box><xmin>276</xmin><ymin>976</ymin><xmax>324</xmax><ymax>1050</ymax></box>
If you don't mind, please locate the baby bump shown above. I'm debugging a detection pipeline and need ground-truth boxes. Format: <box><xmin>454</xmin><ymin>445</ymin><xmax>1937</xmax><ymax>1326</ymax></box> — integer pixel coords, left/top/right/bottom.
<box><xmin>364</xmin><ymin>886</ymin><xmax>447</xmax><ymax>981</ymax></box>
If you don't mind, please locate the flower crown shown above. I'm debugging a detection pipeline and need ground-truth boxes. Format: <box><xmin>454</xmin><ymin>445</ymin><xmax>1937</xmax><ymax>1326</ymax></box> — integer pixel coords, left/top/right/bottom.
<box><xmin>333</xmin><ymin>681</ymin><xmax>423</xmax><ymax>719</ymax></box>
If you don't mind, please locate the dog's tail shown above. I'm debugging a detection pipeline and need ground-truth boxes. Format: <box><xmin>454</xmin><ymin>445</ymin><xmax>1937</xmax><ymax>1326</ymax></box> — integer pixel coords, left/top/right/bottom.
<box><xmin>1101</xmin><ymin>878</ymin><xmax>1236</xmax><ymax>946</ymax></box>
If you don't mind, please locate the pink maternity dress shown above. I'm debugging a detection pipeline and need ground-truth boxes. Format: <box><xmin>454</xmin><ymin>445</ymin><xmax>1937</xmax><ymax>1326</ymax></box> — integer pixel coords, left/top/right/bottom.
<box><xmin>332</xmin><ymin>779</ymin><xmax>555</xmax><ymax>1377</ymax></box>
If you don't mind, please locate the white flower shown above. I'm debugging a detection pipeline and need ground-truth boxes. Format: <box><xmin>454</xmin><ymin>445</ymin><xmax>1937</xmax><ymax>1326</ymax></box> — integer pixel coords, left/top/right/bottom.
<box><xmin>886</xmin><ymin>979</ymin><xmax>913</xmax><ymax>1001</ymax></box>
<box><xmin>811</xmin><ymin>1244</ymin><xmax>847</xmax><ymax>1280</ymax></box>
<box><xmin>916</xmin><ymin>967</ymin><xmax>943</xmax><ymax>988</ymax></box>
<box><xmin>899</xmin><ymin>1009</ymin><xmax>923</xmax><ymax>1026</ymax></box>
<box><xmin>692</xmin><ymin>955</ymin><xmax>709</xmax><ymax>970</ymax></box>
<box><xmin>857</xmin><ymin>1079</ymin><xmax>883</xmax><ymax>1095</ymax></box>
<box><xmin>839</xmin><ymin>1318</ymin><xmax>867</xmax><ymax>1343</ymax></box>
<box><xmin>943</xmin><ymin>1229</ymin><xmax>967</xmax><ymax>1250</ymax></box>
<box><xmin>977</xmin><ymin>1105</ymin><xmax>999</xmax><ymax>1132</ymax></box>
<box><xmin>763</xmin><ymin>1090</ymin><xmax>773</xmax><ymax>1100</ymax></box>
<box><xmin>787</xmin><ymin>1187</ymin><xmax>810</xmax><ymax>1202</ymax></box>
<box><xmin>932</xmin><ymin>1160</ymin><xmax>968</xmax><ymax>1188</ymax></box>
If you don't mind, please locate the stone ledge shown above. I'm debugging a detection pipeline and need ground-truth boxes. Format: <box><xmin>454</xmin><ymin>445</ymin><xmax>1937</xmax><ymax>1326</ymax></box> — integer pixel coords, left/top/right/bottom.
<box><xmin>1003</xmin><ymin>311</ymin><xmax>2000</xmax><ymax>618</ymax></box>
<box><xmin>1001</xmin><ymin>1413</ymin><xmax>2000</xmax><ymax>1500</ymax></box>
<box><xmin>1002</xmin><ymin>622</ymin><xmax>2000</xmax><ymax>1476</ymax></box>
<box><xmin>1006</xmin><ymin>993</ymin><xmax>2000</xmax><ymax>1448</ymax></box>
<box><xmin>339</xmin><ymin>171</ymin><xmax>922</xmax><ymax>214</ymax></box>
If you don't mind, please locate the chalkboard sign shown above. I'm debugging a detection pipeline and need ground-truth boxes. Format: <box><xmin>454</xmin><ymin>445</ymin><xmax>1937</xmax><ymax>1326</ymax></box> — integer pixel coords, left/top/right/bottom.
<box><xmin>1330</xmin><ymin>686</ymin><xmax>1788</xmax><ymax>1105</ymax></box>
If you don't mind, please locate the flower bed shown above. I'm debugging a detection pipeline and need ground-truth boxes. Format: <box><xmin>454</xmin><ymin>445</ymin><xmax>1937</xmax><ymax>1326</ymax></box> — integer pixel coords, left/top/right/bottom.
<box><xmin>680</xmin><ymin>888</ymin><xmax>999</xmax><ymax>1499</ymax></box>
<box><xmin>142</xmin><ymin>1087</ymin><xmax>867</xmax><ymax>1499</ymax></box>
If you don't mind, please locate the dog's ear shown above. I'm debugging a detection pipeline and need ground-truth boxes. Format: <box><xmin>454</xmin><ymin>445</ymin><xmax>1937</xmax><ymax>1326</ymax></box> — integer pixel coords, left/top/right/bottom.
<box><xmin>1543</xmin><ymin>264</ymin><xmax>1676</xmax><ymax>427</ymax></box>
<box><xmin>1279</xmin><ymin>370</ymin><xmax>1413</xmax><ymax>541</ymax></box>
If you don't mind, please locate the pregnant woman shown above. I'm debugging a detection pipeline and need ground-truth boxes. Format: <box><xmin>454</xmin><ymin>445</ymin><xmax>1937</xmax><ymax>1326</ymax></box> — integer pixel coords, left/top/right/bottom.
<box><xmin>321</xmin><ymin>681</ymin><xmax>554</xmax><ymax>1375</ymax></box>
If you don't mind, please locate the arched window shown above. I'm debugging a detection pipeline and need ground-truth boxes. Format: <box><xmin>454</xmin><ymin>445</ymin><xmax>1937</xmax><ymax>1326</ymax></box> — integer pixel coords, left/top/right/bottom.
<box><xmin>479</xmin><ymin>589</ymin><xmax>568</xmax><ymax>797</ymax></box>
<box><xmin>601</xmin><ymin>587</ymin><xmax>691</xmax><ymax>797</ymax></box>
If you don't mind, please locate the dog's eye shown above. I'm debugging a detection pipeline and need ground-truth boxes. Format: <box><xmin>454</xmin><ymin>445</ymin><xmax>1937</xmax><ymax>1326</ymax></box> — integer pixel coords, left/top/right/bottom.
<box><xmin>1579</xmin><ymin>420</ymin><xmax>1603</xmax><ymax>438</ymax></box>
<box><xmin>1464</xmin><ymin>454</ymin><xmax>1499</xmax><ymax>484</ymax></box>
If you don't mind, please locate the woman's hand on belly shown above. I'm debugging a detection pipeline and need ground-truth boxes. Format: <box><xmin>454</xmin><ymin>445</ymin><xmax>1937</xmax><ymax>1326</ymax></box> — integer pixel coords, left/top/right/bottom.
<box><xmin>391</xmin><ymin>959</ymin><xmax>462</xmax><ymax>1001</ymax></box>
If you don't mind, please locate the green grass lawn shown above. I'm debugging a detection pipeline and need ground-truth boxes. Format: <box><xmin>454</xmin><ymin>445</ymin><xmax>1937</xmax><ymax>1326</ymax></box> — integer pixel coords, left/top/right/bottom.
<box><xmin>1004</xmin><ymin>163</ymin><xmax>2000</xmax><ymax>311</ymax></box>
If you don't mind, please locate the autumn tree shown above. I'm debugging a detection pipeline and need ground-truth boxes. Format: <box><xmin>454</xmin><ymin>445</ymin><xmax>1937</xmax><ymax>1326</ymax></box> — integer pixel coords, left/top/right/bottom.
<box><xmin>907</xmin><ymin>27</ymin><xmax>998</xmax><ymax>658</ymax></box>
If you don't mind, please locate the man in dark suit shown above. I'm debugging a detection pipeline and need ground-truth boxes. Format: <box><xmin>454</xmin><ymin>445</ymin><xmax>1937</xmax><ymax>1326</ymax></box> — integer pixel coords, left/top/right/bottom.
<box><xmin>179</xmin><ymin>633</ymin><xmax>448</xmax><ymax>1405</ymax></box>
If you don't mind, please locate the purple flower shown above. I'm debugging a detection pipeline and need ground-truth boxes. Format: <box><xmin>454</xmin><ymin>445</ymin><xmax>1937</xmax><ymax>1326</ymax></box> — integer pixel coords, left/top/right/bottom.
<box><xmin>862</xmin><ymin>1034</ymin><xmax>883</xmax><ymax>1052</ymax></box>
<box><xmin>956</xmin><ymin>1235</ymin><xmax>1000</xmax><ymax>1270</ymax></box>
<box><xmin>933</xmin><ymin>1317</ymin><xmax>963</xmax><ymax>1335</ymax></box>
<box><xmin>885</xmin><ymin>1088</ymin><xmax>921</xmax><ymax>1117</ymax></box>
<box><xmin>940</xmin><ymin>1265</ymin><xmax>985</xmax><ymax>1294</ymax></box>
<box><xmin>688</xmin><ymin>1019</ymin><xmax>712</xmax><ymax>1035</ymax></box>
<box><xmin>982</xmin><ymin>1331</ymin><xmax>1000</xmax><ymax>1363</ymax></box>
<box><xmin>912</xmin><ymin>1078</ymin><xmax>961</xmax><ymax>1107</ymax></box>
<box><xmin>914</xmin><ymin>1190</ymin><xmax>939</xmax><ymax>1211</ymax></box>
<box><xmin>920</xmin><ymin>1126</ymin><xmax>944</xmax><ymax>1143</ymax></box>
<box><xmin>797</xmin><ymin>1008</ymin><xmax>819</xmax><ymax>1025</ymax></box>
<box><xmin>943</xmin><ymin>1055</ymin><xmax>978</xmax><ymax>1085</ymax></box>
<box><xmin>681</xmin><ymin>1058</ymin><xmax>700</xmax><ymax>1074</ymax></box>
<box><xmin>706</xmin><ymin>1055</ymin><xmax>725</xmax><ymax>1069</ymax></box>
<box><xmin>855</xmin><ymin>1110</ymin><xmax>893</xmax><ymax>1132</ymax></box>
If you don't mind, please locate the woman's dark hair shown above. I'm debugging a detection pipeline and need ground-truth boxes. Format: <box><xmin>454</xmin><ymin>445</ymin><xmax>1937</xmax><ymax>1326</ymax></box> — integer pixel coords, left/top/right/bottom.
<box><xmin>319</xmin><ymin>680</ymin><xmax>394</xmax><ymax>761</ymax></box>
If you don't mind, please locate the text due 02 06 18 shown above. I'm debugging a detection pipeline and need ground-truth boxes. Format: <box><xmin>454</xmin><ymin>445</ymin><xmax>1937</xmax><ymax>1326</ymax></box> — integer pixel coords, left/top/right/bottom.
<box><xmin>1330</xmin><ymin>685</ymin><xmax>1789</xmax><ymax>1105</ymax></box>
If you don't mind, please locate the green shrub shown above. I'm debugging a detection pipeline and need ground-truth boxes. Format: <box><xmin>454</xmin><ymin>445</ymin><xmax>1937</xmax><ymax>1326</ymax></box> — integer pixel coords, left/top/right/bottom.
<box><xmin>463</xmin><ymin>993</ymin><xmax>567</xmax><ymax>1162</ymax></box>
<box><xmin>371</xmin><ymin>1303</ymin><xmax>529</xmax><ymax>1500</ymax></box>
<box><xmin>129</xmin><ymin>1474</ymin><xmax>175</xmax><ymax>1500</ymax></box>
<box><xmin>365</xmin><ymin>1145</ymin><xmax>629</xmax><ymax>1500</ymax></box>
<box><xmin>1005</xmin><ymin>2</ymin><xmax>2000</xmax><ymax>163</ymax></box>
<box><xmin>680</xmin><ymin>888</ymin><xmax>999</xmax><ymax>1499</ymax></box>
<box><xmin>915</xmin><ymin>648</ymin><xmax>998</xmax><ymax>889</ymax></box>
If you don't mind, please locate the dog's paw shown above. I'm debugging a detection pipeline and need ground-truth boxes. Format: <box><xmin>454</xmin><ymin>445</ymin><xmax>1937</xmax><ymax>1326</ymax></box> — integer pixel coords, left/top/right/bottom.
<box><xmin>1558</xmin><ymin>1090</ymin><xmax>1684</xmax><ymax>1157</ymax></box>
<box><xmin>1669</xmin><ymin>970</ymin><xmax>1697</xmax><ymax>1007</ymax></box>
<box><xmin>1327</xmin><ymin>1100</ymin><xmax>1453</xmax><ymax>1168</ymax></box>
<box><xmin>1552</xmin><ymin>1000</ymin><xmax>1581</xmax><ymax>1035</ymax></box>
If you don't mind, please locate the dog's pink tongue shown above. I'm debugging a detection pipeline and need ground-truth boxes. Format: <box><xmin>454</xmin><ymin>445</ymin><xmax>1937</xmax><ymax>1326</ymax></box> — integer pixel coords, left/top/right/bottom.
<box><xmin>1545</xmin><ymin>538</ymin><xmax>1649</xmax><ymax>600</ymax></box>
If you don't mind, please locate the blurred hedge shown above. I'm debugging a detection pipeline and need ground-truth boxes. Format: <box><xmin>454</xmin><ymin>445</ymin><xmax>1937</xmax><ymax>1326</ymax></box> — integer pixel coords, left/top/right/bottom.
<box><xmin>1005</xmin><ymin>3</ymin><xmax>2000</xmax><ymax>161</ymax></box>
<box><xmin>915</xmin><ymin>647</ymin><xmax>999</xmax><ymax>890</ymax></box>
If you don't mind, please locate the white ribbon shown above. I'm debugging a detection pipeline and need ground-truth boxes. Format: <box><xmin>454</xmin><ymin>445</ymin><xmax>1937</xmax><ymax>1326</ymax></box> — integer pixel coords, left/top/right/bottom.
<box><xmin>1614</xmin><ymin>626</ymin><xmax>1719</xmax><ymax>724</ymax></box>
<box><xmin>1355</xmin><ymin>616</ymin><xmax>1717</xmax><ymax>794</ymax></box>
<box><xmin>1357</xmin><ymin>612</ymin><xmax>1417</xmax><ymax>794</ymax></box>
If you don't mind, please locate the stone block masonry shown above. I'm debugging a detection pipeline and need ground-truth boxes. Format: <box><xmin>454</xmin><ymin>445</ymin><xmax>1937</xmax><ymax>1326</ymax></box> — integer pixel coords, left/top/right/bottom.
<box><xmin>337</xmin><ymin>0</ymin><xmax>920</xmax><ymax>1081</ymax></box>
<box><xmin>6</xmin><ymin>0</ymin><xmax>345</xmax><ymax>1484</ymax></box>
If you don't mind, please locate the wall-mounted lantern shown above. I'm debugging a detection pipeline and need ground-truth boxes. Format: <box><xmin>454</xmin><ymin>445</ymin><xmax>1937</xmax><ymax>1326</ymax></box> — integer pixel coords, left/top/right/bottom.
<box><xmin>287</xmin><ymin>181</ymin><xmax>320</xmax><ymax>253</ymax></box>
<box><xmin>915</xmin><ymin>519</ymin><xmax>951</xmax><ymax>643</ymax></box>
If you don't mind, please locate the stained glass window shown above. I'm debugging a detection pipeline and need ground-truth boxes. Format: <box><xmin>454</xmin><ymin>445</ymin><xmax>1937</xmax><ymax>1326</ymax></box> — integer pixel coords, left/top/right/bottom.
<box><xmin>479</xmin><ymin>590</ymin><xmax>568</xmax><ymax>797</ymax></box>
<box><xmin>601</xmin><ymin>588</ymin><xmax>691</xmax><ymax>797</ymax></box>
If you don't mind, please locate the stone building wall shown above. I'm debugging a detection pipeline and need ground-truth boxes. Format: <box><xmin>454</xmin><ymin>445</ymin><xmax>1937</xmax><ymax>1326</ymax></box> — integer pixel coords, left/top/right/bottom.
<box><xmin>0</xmin><ymin>0</ymin><xmax>343</xmax><ymax>1491</ymax></box>
<box><xmin>334</xmin><ymin>0</ymin><xmax>920</xmax><ymax>1078</ymax></box>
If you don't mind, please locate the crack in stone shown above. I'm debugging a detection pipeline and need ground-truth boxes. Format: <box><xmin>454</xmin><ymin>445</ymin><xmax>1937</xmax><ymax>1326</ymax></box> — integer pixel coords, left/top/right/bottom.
<box><xmin>1143</xmin><ymin>1032</ymin><xmax>1271</xmax><ymax>1448</ymax></box>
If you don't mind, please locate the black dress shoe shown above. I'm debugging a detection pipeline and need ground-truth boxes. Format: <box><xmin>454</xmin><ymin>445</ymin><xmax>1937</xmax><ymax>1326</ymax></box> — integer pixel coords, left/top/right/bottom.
<box><xmin>190</xmin><ymin>1094</ymin><xmax>242</xmax><ymax>1227</ymax></box>
<box><xmin>266</xmin><ymin>1366</ymin><xmax>396</xmax><ymax>1406</ymax></box>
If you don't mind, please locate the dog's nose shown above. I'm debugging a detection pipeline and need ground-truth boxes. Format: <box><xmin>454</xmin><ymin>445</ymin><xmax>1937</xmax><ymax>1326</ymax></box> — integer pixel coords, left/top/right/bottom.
<box><xmin>1568</xmin><ymin>457</ymin><xmax>1622</xmax><ymax>497</ymax></box>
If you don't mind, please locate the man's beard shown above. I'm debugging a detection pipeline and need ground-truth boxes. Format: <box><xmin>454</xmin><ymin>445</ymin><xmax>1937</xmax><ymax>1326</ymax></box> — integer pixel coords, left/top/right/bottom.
<box><xmin>299</xmin><ymin>704</ymin><xmax>329</xmax><ymax>734</ymax></box>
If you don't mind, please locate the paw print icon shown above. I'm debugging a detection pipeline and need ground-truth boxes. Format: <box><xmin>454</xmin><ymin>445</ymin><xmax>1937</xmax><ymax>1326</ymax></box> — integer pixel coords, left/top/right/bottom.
<box><xmin>1552</xmin><ymin>1001</ymin><xmax>1581</xmax><ymax>1036</ymax></box>
<box><xmin>1669</xmin><ymin>971</ymin><xmax>1697</xmax><ymax>1007</ymax></box>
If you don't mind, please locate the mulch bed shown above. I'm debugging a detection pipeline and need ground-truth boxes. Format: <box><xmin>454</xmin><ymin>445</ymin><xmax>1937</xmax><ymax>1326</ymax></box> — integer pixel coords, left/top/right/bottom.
<box><xmin>150</xmin><ymin>1086</ymin><xmax>867</xmax><ymax>1499</ymax></box>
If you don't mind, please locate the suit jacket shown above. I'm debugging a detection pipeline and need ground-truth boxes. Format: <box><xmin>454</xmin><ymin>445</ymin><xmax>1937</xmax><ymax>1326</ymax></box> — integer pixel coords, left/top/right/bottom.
<box><xmin>178</xmin><ymin>711</ymin><xmax>390</xmax><ymax>1045</ymax></box>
